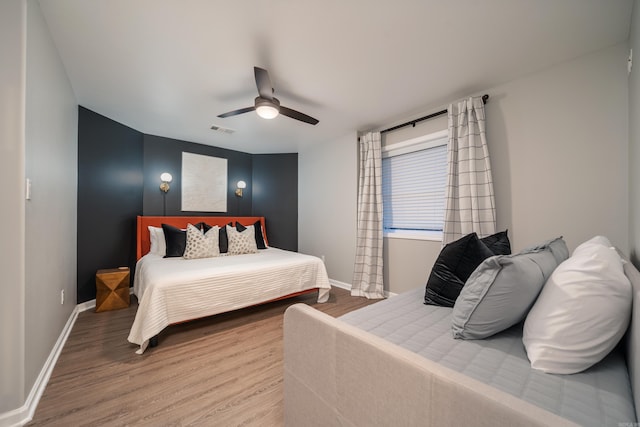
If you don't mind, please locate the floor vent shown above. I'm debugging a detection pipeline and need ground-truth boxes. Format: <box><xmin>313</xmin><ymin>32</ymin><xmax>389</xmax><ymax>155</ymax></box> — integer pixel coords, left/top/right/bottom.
<box><xmin>210</xmin><ymin>124</ymin><xmax>235</xmax><ymax>134</ymax></box>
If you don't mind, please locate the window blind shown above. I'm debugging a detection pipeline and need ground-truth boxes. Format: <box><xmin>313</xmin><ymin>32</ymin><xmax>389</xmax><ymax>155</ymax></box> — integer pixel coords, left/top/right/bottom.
<box><xmin>382</xmin><ymin>143</ymin><xmax>447</xmax><ymax>232</ymax></box>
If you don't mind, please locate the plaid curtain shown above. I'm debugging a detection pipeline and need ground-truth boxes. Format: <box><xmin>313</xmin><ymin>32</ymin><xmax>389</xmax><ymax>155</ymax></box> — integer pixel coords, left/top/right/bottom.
<box><xmin>443</xmin><ymin>97</ymin><xmax>496</xmax><ymax>244</ymax></box>
<box><xmin>351</xmin><ymin>132</ymin><xmax>385</xmax><ymax>299</ymax></box>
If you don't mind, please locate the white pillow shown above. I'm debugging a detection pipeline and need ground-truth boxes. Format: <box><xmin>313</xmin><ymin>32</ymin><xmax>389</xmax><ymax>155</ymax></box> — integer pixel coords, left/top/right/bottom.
<box><xmin>226</xmin><ymin>225</ymin><xmax>258</xmax><ymax>255</ymax></box>
<box><xmin>523</xmin><ymin>236</ymin><xmax>632</xmax><ymax>374</ymax></box>
<box><xmin>148</xmin><ymin>226</ymin><xmax>166</xmax><ymax>256</ymax></box>
<box><xmin>183</xmin><ymin>224</ymin><xmax>220</xmax><ymax>259</ymax></box>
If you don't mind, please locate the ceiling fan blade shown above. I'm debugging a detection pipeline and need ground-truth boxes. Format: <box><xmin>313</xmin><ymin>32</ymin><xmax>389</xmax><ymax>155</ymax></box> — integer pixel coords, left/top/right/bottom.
<box><xmin>254</xmin><ymin>67</ymin><xmax>274</xmax><ymax>100</ymax></box>
<box><xmin>217</xmin><ymin>106</ymin><xmax>255</xmax><ymax>118</ymax></box>
<box><xmin>279</xmin><ymin>106</ymin><xmax>319</xmax><ymax>125</ymax></box>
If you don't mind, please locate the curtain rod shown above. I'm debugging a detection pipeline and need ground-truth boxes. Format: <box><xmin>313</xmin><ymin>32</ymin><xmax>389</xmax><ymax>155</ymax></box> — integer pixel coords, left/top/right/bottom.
<box><xmin>380</xmin><ymin>94</ymin><xmax>489</xmax><ymax>135</ymax></box>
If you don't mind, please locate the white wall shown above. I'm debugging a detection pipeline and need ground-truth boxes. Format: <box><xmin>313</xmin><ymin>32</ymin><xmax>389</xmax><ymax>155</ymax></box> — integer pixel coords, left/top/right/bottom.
<box><xmin>630</xmin><ymin>0</ymin><xmax>640</xmax><ymax>267</ymax></box>
<box><xmin>488</xmin><ymin>42</ymin><xmax>629</xmax><ymax>254</ymax></box>
<box><xmin>0</xmin><ymin>0</ymin><xmax>27</xmax><ymax>414</ymax></box>
<box><xmin>298</xmin><ymin>132</ymin><xmax>357</xmax><ymax>285</ymax></box>
<box><xmin>24</xmin><ymin>0</ymin><xmax>78</xmax><ymax>392</ymax></box>
<box><xmin>0</xmin><ymin>0</ymin><xmax>77</xmax><ymax>422</ymax></box>
<box><xmin>299</xmin><ymin>42</ymin><xmax>630</xmax><ymax>295</ymax></box>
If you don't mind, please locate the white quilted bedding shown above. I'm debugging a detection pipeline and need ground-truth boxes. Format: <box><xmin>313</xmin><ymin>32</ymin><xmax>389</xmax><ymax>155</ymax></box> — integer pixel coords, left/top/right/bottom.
<box><xmin>128</xmin><ymin>248</ymin><xmax>330</xmax><ymax>353</ymax></box>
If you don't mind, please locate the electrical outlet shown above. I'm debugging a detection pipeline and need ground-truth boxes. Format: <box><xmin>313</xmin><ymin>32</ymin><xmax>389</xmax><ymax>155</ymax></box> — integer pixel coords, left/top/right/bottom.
<box><xmin>60</xmin><ymin>289</ymin><xmax>64</xmax><ymax>305</ymax></box>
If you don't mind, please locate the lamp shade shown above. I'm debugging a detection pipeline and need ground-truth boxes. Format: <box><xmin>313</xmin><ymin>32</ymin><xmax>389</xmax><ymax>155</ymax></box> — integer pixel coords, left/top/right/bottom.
<box><xmin>237</xmin><ymin>180</ymin><xmax>247</xmax><ymax>189</ymax></box>
<box><xmin>160</xmin><ymin>172</ymin><xmax>172</xmax><ymax>183</ymax></box>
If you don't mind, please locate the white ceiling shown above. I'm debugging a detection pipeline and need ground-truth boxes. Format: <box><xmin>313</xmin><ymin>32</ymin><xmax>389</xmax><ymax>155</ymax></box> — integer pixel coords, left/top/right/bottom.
<box><xmin>39</xmin><ymin>0</ymin><xmax>633</xmax><ymax>154</ymax></box>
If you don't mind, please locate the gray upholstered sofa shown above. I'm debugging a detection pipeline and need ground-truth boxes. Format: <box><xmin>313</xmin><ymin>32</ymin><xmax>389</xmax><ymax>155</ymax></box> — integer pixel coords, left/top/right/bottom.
<box><xmin>283</xmin><ymin>258</ymin><xmax>640</xmax><ymax>426</ymax></box>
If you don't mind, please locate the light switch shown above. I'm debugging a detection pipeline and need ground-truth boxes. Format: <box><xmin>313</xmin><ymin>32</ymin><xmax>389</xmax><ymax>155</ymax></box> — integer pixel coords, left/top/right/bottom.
<box><xmin>26</xmin><ymin>178</ymin><xmax>32</xmax><ymax>200</ymax></box>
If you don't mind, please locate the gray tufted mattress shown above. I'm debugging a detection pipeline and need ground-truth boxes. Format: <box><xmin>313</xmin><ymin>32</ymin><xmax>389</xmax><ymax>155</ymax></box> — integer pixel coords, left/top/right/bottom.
<box><xmin>339</xmin><ymin>287</ymin><xmax>636</xmax><ymax>427</ymax></box>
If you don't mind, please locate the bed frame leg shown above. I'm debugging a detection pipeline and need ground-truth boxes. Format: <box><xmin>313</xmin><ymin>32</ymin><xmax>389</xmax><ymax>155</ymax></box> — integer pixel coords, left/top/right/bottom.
<box><xmin>149</xmin><ymin>335</ymin><xmax>158</xmax><ymax>348</ymax></box>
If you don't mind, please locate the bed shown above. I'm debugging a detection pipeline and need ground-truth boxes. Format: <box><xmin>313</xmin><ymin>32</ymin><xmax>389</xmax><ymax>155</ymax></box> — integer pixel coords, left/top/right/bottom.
<box><xmin>128</xmin><ymin>216</ymin><xmax>331</xmax><ymax>354</ymax></box>
<box><xmin>284</xmin><ymin>238</ymin><xmax>639</xmax><ymax>426</ymax></box>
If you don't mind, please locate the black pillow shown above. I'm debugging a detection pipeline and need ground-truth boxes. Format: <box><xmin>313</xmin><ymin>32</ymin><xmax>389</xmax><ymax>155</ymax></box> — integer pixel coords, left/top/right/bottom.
<box><xmin>219</xmin><ymin>222</ymin><xmax>232</xmax><ymax>253</ymax></box>
<box><xmin>424</xmin><ymin>233</ymin><xmax>494</xmax><ymax>307</ymax></box>
<box><xmin>235</xmin><ymin>221</ymin><xmax>267</xmax><ymax>249</ymax></box>
<box><xmin>195</xmin><ymin>221</ymin><xmax>212</xmax><ymax>232</ymax></box>
<box><xmin>162</xmin><ymin>224</ymin><xmax>187</xmax><ymax>258</ymax></box>
<box><xmin>253</xmin><ymin>220</ymin><xmax>267</xmax><ymax>249</ymax></box>
<box><xmin>481</xmin><ymin>230</ymin><xmax>511</xmax><ymax>255</ymax></box>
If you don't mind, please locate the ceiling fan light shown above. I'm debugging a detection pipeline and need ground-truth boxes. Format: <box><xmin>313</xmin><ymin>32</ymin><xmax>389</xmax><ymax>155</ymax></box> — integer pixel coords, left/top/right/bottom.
<box><xmin>256</xmin><ymin>104</ymin><xmax>279</xmax><ymax>119</ymax></box>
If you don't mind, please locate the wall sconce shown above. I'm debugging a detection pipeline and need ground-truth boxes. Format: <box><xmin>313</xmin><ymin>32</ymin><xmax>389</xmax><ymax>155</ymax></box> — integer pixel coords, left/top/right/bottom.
<box><xmin>160</xmin><ymin>172</ymin><xmax>172</xmax><ymax>193</ymax></box>
<box><xmin>160</xmin><ymin>172</ymin><xmax>172</xmax><ymax>216</ymax></box>
<box><xmin>235</xmin><ymin>180</ymin><xmax>246</xmax><ymax>197</ymax></box>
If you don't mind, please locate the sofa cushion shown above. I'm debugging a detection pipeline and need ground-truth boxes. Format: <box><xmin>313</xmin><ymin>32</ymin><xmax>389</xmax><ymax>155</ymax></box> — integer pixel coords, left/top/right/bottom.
<box><xmin>183</xmin><ymin>223</ymin><xmax>220</xmax><ymax>259</ymax></box>
<box><xmin>162</xmin><ymin>223</ymin><xmax>187</xmax><ymax>258</ymax></box>
<box><xmin>236</xmin><ymin>220</ymin><xmax>267</xmax><ymax>249</ymax></box>
<box><xmin>226</xmin><ymin>224</ymin><xmax>258</xmax><ymax>255</ymax></box>
<box><xmin>424</xmin><ymin>233</ymin><xmax>495</xmax><ymax>307</ymax></box>
<box><xmin>523</xmin><ymin>236</ymin><xmax>632</xmax><ymax>374</ymax></box>
<box><xmin>148</xmin><ymin>226</ymin><xmax>166</xmax><ymax>256</ymax></box>
<box><xmin>218</xmin><ymin>222</ymin><xmax>232</xmax><ymax>253</ymax></box>
<box><xmin>451</xmin><ymin>237</ymin><xmax>568</xmax><ymax>340</ymax></box>
<box><xmin>480</xmin><ymin>229</ymin><xmax>511</xmax><ymax>256</ymax></box>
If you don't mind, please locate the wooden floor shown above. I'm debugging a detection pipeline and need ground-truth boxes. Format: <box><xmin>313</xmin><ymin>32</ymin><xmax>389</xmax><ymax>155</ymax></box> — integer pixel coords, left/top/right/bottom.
<box><xmin>28</xmin><ymin>287</ymin><xmax>377</xmax><ymax>427</ymax></box>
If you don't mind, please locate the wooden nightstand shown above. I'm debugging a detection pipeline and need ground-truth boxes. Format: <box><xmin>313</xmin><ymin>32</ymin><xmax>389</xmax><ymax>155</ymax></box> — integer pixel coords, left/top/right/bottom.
<box><xmin>95</xmin><ymin>267</ymin><xmax>130</xmax><ymax>312</ymax></box>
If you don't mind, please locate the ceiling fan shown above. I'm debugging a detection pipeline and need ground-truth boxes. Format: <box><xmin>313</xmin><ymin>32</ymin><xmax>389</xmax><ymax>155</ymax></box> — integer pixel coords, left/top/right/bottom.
<box><xmin>217</xmin><ymin>67</ymin><xmax>319</xmax><ymax>125</ymax></box>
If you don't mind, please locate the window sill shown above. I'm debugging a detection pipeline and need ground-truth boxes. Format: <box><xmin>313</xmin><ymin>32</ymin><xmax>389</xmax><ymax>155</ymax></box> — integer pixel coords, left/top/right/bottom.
<box><xmin>384</xmin><ymin>230</ymin><xmax>442</xmax><ymax>242</ymax></box>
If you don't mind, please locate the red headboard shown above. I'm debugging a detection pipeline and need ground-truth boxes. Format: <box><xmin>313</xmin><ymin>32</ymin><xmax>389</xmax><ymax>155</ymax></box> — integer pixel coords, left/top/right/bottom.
<box><xmin>136</xmin><ymin>216</ymin><xmax>268</xmax><ymax>260</ymax></box>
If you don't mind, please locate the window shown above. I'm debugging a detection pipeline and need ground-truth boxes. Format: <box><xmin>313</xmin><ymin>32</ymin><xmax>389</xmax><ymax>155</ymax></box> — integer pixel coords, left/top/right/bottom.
<box><xmin>382</xmin><ymin>130</ymin><xmax>448</xmax><ymax>241</ymax></box>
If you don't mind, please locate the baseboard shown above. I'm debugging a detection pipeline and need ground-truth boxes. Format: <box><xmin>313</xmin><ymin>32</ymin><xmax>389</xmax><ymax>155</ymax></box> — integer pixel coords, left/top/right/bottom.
<box><xmin>76</xmin><ymin>299</ymin><xmax>95</xmax><ymax>313</ymax></box>
<box><xmin>329</xmin><ymin>279</ymin><xmax>396</xmax><ymax>298</ymax></box>
<box><xmin>1</xmin><ymin>282</ymin><xmax>392</xmax><ymax>426</ymax></box>
<box><xmin>0</xmin><ymin>405</ymin><xmax>24</xmax><ymax>427</ymax></box>
<box><xmin>0</xmin><ymin>287</ymin><xmax>135</xmax><ymax>426</ymax></box>
<box><xmin>329</xmin><ymin>279</ymin><xmax>351</xmax><ymax>291</ymax></box>
<box><xmin>0</xmin><ymin>305</ymin><xmax>80</xmax><ymax>427</ymax></box>
<box><xmin>77</xmin><ymin>287</ymin><xmax>134</xmax><ymax>313</ymax></box>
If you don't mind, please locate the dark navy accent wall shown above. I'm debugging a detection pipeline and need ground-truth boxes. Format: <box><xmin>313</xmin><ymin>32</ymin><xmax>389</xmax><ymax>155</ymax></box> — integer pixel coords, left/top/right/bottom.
<box><xmin>77</xmin><ymin>108</ymin><xmax>300</xmax><ymax>303</ymax></box>
<box><xmin>142</xmin><ymin>134</ymin><xmax>253</xmax><ymax>216</ymax></box>
<box><xmin>252</xmin><ymin>154</ymin><xmax>298</xmax><ymax>251</ymax></box>
<box><xmin>77</xmin><ymin>107</ymin><xmax>143</xmax><ymax>303</ymax></box>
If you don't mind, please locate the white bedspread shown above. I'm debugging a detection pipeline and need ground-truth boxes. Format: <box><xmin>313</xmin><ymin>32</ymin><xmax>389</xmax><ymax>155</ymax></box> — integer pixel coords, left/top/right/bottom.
<box><xmin>128</xmin><ymin>248</ymin><xmax>330</xmax><ymax>353</ymax></box>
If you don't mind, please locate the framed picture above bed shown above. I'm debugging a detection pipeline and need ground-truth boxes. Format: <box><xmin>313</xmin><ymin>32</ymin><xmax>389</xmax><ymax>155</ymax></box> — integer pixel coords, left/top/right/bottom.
<box><xmin>181</xmin><ymin>152</ymin><xmax>227</xmax><ymax>212</ymax></box>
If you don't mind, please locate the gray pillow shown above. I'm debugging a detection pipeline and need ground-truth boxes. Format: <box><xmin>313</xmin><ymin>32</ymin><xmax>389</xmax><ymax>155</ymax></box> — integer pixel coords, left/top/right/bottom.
<box><xmin>451</xmin><ymin>237</ymin><xmax>568</xmax><ymax>340</ymax></box>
